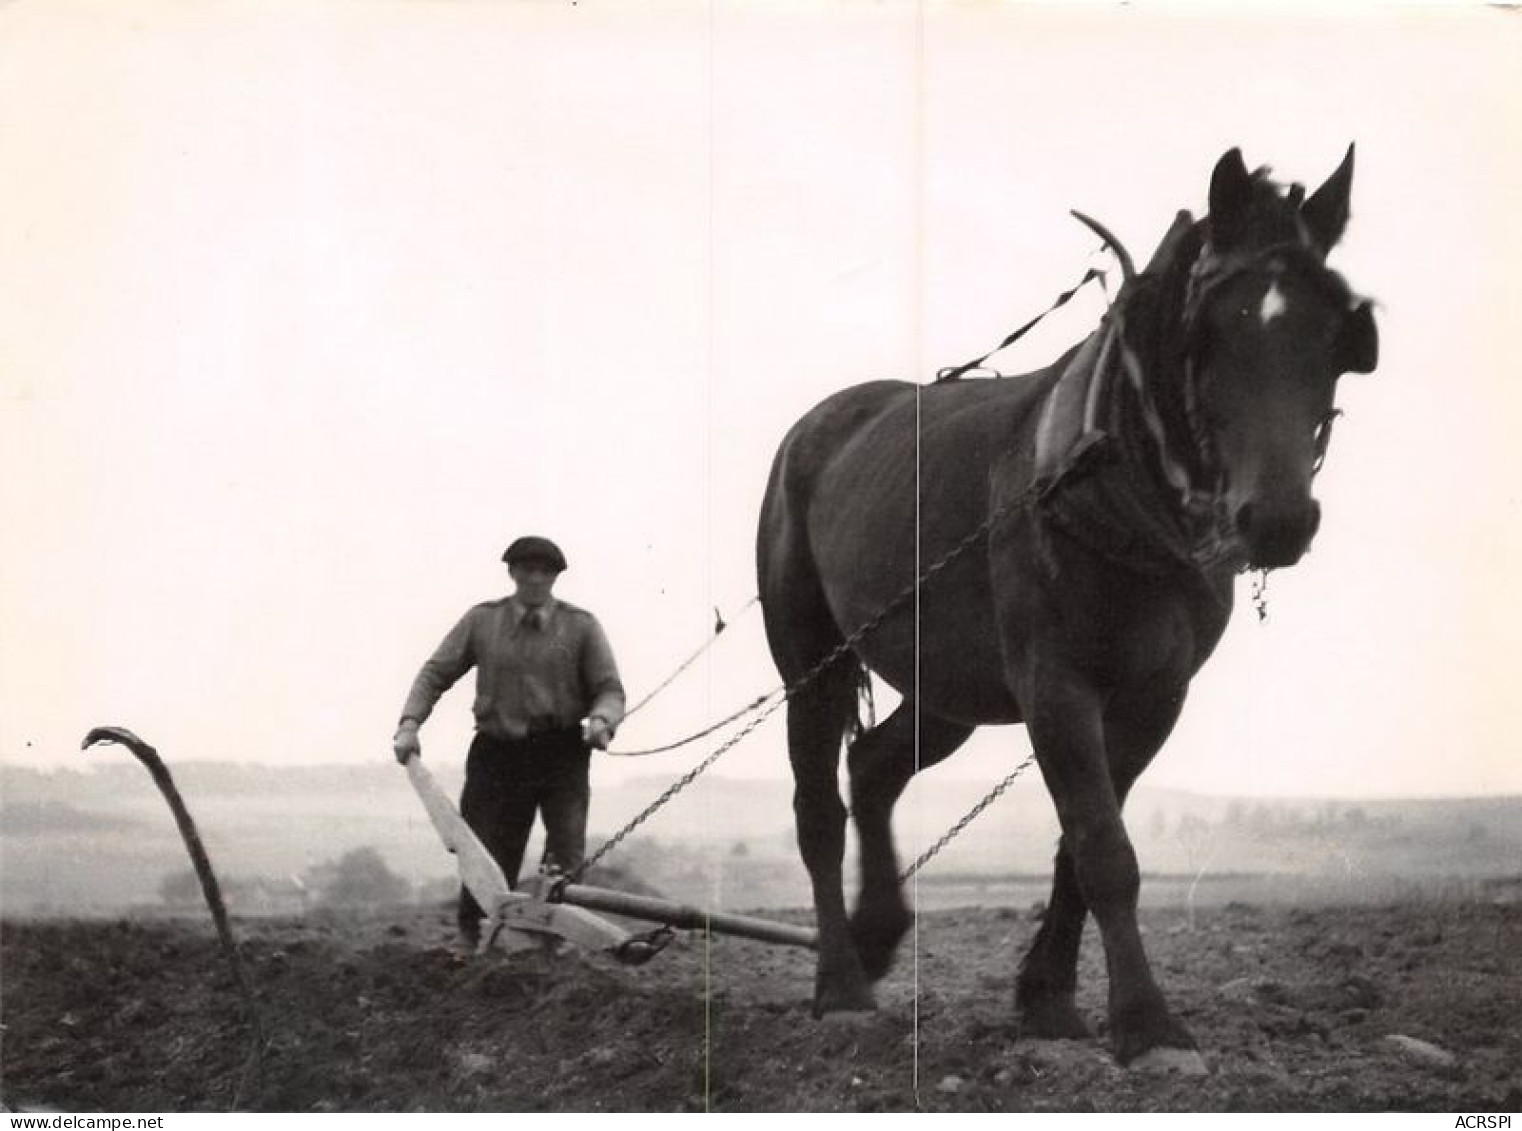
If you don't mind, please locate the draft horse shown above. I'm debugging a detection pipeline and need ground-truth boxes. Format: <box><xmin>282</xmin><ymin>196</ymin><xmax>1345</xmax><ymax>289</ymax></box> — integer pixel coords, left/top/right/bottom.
<box><xmin>757</xmin><ymin>147</ymin><xmax>1378</xmax><ymax>1070</ymax></box>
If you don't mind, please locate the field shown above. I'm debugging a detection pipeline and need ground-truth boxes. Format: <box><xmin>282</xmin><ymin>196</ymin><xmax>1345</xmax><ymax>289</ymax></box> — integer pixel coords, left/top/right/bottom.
<box><xmin>2</xmin><ymin>898</ymin><xmax>1518</xmax><ymax>1113</ymax></box>
<box><xmin>4</xmin><ymin>763</ymin><xmax>1519</xmax><ymax>1111</ymax></box>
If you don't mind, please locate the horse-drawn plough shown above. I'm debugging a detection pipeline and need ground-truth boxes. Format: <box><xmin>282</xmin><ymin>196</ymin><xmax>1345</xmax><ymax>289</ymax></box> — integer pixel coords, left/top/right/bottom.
<box><xmin>403</xmin><ymin>755</ymin><xmax>817</xmax><ymax>960</ymax></box>
<box><xmin>82</xmin><ymin>144</ymin><xmax>1379</xmax><ymax>1086</ymax></box>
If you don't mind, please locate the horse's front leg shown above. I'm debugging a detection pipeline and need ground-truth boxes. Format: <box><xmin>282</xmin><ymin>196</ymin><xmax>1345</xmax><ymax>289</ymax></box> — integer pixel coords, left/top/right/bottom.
<box><xmin>1022</xmin><ymin>673</ymin><xmax>1200</xmax><ymax>1067</ymax></box>
<box><xmin>1017</xmin><ymin>686</ymin><xmax>1190</xmax><ymax>1046</ymax></box>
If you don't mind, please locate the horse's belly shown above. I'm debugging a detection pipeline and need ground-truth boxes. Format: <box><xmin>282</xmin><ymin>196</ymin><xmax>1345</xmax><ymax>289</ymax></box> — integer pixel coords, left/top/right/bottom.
<box><xmin>875</xmin><ymin>661</ymin><xmax>1024</xmax><ymax>726</ymax></box>
<box><xmin>844</xmin><ymin>594</ymin><xmax>1025</xmax><ymax>726</ymax></box>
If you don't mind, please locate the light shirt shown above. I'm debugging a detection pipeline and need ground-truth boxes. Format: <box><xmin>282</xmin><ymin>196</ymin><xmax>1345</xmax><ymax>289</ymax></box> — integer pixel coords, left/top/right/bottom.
<box><xmin>401</xmin><ymin>596</ymin><xmax>625</xmax><ymax>740</ymax></box>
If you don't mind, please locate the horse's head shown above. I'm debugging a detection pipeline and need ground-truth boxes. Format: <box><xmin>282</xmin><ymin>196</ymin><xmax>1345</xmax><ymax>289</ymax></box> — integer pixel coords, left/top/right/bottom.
<box><xmin>1181</xmin><ymin>146</ymin><xmax>1379</xmax><ymax>569</ymax></box>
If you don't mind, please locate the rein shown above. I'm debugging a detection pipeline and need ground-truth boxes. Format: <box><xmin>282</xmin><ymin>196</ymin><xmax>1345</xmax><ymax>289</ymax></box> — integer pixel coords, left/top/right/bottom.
<box><xmin>934</xmin><ymin>210</ymin><xmax>1135</xmax><ymax>383</ymax></box>
<box><xmin>933</xmin><ymin>265</ymin><xmax>1108</xmax><ymax>383</ymax></box>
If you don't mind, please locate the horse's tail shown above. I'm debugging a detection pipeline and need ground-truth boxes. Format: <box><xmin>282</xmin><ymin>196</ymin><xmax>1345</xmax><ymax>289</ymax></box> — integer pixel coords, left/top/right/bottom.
<box><xmin>845</xmin><ymin>657</ymin><xmax>877</xmax><ymax>747</ymax></box>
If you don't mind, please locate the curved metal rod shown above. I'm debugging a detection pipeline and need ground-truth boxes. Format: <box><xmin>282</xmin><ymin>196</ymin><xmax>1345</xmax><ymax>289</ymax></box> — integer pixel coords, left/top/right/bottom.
<box><xmin>1070</xmin><ymin>209</ymin><xmax>1137</xmax><ymax>284</ymax></box>
<box><xmin>82</xmin><ymin>726</ymin><xmax>266</xmax><ymax>1108</ymax></box>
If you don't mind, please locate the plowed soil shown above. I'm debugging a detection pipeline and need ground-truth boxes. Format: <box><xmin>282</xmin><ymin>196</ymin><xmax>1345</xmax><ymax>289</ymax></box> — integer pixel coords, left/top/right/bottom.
<box><xmin>2</xmin><ymin>901</ymin><xmax>1518</xmax><ymax>1112</ymax></box>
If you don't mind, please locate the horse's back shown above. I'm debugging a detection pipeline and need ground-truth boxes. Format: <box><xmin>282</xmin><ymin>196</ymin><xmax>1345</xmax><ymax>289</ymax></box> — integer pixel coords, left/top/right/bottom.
<box><xmin>764</xmin><ymin>374</ymin><xmax>1052</xmax><ymax>512</ymax></box>
<box><xmin>759</xmin><ymin>371</ymin><xmax>1055</xmax><ymax>713</ymax></box>
<box><xmin>762</xmin><ymin>379</ymin><xmax>929</xmax><ymax>499</ymax></box>
<box><xmin>763</xmin><ymin>372</ymin><xmax>1053</xmax><ymax>565</ymax></box>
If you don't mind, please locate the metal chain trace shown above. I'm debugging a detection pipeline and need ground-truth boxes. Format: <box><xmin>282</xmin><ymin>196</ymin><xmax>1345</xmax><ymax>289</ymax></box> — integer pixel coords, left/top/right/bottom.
<box><xmin>1251</xmin><ymin>568</ymin><xmax>1272</xmax><ymax>623</ymax></box>
<box><xmin>569</xmin><ymin>691</ymin><xmax>788</xmax><ymax>883</ymax></box>
<box><xmin>569</xmin><ymin>482</ymin><xmax>1040</xmax><ymax>885</ymax></box>
<box><xmin>899</xmin><ymin>753</ymin><xmax>1038</xmax><ymax>882</ymax></box>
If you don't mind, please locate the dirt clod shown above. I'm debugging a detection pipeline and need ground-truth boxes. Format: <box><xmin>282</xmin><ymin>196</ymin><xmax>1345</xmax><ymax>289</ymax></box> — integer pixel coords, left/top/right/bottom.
<box><xmin>1383</xmin><ymin>1034</ymin><xmax>1459</xmax><ymax>1072</ymax></box>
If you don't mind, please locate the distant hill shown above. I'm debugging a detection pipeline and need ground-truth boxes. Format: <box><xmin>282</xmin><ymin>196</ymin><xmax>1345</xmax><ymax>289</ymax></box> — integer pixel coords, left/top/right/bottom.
<box><xmin>2</xmin><ymin>761</ymin><xmax>1518</xmax><ymax>917</ymax></box>
<box><xmin>0</xmin><ymin>799</ymin><xmax>145</xmax><ymax>836</ymax></box>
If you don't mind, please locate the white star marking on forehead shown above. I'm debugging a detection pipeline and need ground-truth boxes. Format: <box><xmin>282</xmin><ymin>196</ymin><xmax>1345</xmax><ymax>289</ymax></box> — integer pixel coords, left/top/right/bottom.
<box><xmin>1259</xmin><ymin>280</ymin><xmax>1289</xmax><ymax>326</ymax></box>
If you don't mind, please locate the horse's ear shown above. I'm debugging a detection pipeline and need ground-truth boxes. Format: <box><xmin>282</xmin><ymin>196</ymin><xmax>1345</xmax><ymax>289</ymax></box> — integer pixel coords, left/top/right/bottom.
<box><xmin>1338</xmin><ymin>300</ymin><xmax>1379</xmax><ymax>374</ymax></box>
<box><xmin>1208</xmin><ymin>148</ymin><xmax>1253</xmax><ymax>246</ymax></box>
<box><xmin>1302</xmin><ymin>144</ymin><xmax>1356</xmax><ymax>254</ymax></box>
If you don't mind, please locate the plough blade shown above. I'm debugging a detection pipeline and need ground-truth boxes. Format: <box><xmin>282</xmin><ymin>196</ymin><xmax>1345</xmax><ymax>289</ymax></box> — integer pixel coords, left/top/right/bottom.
<box><xmin>492</xmin><ymin>891</ymin><xmax>631</xmax><ymax>952</ymax></box>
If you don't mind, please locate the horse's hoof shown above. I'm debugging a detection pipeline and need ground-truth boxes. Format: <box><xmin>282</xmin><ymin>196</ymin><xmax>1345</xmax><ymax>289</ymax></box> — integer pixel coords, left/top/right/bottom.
<box><xmin>812</xmin><ymin>994</ymin><xmax>876</xmax><ymax>1019</ymax></box>
<box><xmin>1126</xmin><ymin>1047</ymin><xmax>1209</xmax><ymax>1076</ymax></box>
<box><xmin>811</xmin><ymin>981</ymin><xmax>876</xmax><ymax>1018</ymax></box>
<box><xmin>849</xmin><ymin>908</ymin><xmax>912</xmax><ymax>981</ymax></box>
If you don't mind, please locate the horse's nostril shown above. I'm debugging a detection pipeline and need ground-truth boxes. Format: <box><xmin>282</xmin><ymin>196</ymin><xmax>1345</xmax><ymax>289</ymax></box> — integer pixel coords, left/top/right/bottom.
<box><xmin>1235</xmin><ymin>501</ymin><xmax>1255</xmax><ymax>537</ymax></box>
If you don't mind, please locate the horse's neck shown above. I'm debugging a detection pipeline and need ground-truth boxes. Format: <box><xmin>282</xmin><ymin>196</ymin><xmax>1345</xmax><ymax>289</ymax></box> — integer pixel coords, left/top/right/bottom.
<box><xmin>1028</xmin><ymin>320</ymin><xmax>1220</xmax><ymax>577</ymax></box>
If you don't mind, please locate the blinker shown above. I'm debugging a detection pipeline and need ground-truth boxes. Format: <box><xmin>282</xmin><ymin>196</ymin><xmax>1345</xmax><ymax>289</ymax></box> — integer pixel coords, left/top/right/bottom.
<box><xmin>1339</xmin><ymin>301</ymin><xmax>1379</xmax><ymax>374</ymax></box>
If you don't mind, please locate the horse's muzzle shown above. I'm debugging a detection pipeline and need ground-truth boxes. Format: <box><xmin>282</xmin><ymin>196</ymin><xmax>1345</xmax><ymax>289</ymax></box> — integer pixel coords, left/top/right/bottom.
<box><xmin>1234</xmin><ymin>497</ymin><xmax>1322</xmax><ymax>568</ymax></box>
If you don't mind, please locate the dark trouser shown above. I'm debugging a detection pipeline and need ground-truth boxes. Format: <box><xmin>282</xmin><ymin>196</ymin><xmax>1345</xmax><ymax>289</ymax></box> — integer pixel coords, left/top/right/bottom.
<box><xmin>457</xmin><ymin>727</ymin><xmax>591</xmax><ymax>938</ymax></box>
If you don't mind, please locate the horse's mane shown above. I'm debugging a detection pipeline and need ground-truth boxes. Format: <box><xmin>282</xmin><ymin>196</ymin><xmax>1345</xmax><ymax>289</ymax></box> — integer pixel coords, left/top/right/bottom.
<box><xmin>1111</xmin><ymin>213</ymin><xmax>1205</xmax><ymax>470</ymax></box>
<box><xmin>1212</xmin><ymin>165</ymin><xmax>1312</xmax><ymax>249</ymax></box>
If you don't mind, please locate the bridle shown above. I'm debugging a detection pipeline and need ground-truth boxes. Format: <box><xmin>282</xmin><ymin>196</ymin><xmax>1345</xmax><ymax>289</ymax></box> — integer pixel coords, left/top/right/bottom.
<box><xmin>1019</xmin><ymin>207</ymin><xmax>1361</xmax><ymax>579</ymax></box>
<box><xmin>1105</xmin><ymin>233</ymin><xmax>1350</xmax><ymax>569</ymax></box>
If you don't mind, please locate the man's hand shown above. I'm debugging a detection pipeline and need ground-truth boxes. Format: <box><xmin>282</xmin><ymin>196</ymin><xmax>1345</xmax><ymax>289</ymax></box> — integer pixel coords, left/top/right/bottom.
<box><xmin>393</xmin><ymin>719</ymin><xmax>421</xmax><ymax>764</ymax></box>
<box><xmin>582</xmin><ymin>715</ymin><xmax>614</xmax><ymax>751</ymax></box>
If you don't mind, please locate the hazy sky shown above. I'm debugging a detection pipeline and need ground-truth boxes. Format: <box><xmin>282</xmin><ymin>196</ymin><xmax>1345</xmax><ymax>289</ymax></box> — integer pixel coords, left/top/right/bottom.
<box><xmin>3</xmin><ymin>1</ymin><xmax>1520</xmax><ymax>801</ymax></box>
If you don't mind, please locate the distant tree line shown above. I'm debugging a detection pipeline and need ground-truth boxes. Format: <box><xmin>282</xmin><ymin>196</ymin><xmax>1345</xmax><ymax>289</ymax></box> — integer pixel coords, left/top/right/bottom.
<box><xmin>160</xmin><ymin>846</ymin><xmax>415</xmax><ymax>913</ymax></box>
<box><xmin>1140</xmin><ymin>800</ymin><xmax>1403</xmax><ymax>842</ymax></box>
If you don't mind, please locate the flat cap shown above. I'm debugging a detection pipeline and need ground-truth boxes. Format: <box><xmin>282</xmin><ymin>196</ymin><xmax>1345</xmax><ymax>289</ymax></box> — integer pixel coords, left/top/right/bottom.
<box><xmin>502</xmin><ymin>535</ymin><xmax>568</xmax><ymax>572</ymax></box>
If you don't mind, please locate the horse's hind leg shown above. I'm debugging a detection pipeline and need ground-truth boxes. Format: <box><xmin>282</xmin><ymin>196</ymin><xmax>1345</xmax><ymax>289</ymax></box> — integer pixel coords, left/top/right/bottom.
<box><xmin>787</xmin><ymin>661</ymin><xmax>876</xmax><ymax>1015</ymax></box>
<box><xmin>760</xmin><ymin>448</ymin><xmax>878</xmax><ymax>1015</ymax></box>
<box><xmin>848</xmin><ymin>704</ymin><xmax>972</xmax><ymax>979</ymax></box>
<box><xmin>1015</xmin><ymin>840</ymin><xmax>1094</xmax><ymax>1039</ymax></box>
